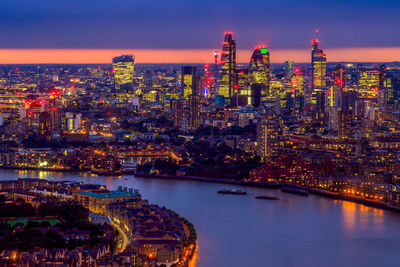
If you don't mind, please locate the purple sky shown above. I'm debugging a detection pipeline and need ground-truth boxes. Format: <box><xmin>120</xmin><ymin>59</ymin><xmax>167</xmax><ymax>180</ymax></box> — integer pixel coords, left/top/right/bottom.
<box><xmin>0</xmin><ymin>0</ymin><xmax>398</xmax><ymax>50</ymax></box>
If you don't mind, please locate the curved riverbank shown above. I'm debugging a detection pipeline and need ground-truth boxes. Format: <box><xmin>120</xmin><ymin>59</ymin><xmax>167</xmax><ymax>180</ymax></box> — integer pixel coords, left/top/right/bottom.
<box><xmin>0</xmin><ymin>169</ymin><xmax>399</xmax><ymax>266</ymax></box>
<box><xmin>136</xmin><ymin>174</ymin><xmax>400</xmax><ymax>214</ymax></box>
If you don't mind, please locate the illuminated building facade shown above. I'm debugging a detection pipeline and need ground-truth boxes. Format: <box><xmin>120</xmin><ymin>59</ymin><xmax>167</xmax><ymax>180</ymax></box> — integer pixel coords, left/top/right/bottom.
<box><xmin>256</xmin><ymin>120</ymin><xmax>279</xmax><ymax>161</ymax></box>
<box><xmin>249</xmin><ymin>46</ymin><xmax>270</xmax><ymax>107</ymax></box>
<box><xmin>218</xmin><ymin>32</ymin><xmax>236</xmax><ymax>99</ymax></box>
<box><xmin>188</xmin><ymin>94</ymin><xmax>200</xmax><ymax>130</ymax></box>
<box><xmin>311</xmin><ymin>39</ymin><xmax>327</xmax><ymax>91</ymax></box>
<box><xmin>171</xmin><ymin>100</ymin><xmax>184</xmax><ymax>128</ymax></box>
<box><xmin>357</xmin><ymin>64</ymin><xmax>386</xmax><ymax>99</ymax></box>
<box><xmin>284</xmin><ymin>61</ymin><xmax>294</xmax><ymax>78</ymax></box>
<box><xmin>291</xmin><ymin>68</ymin><xmax>304</xmax><ymax>94</ymax></box>
<box><xmin>39</xmin><ymin>111</ymin><xmax>52</xmax><ymax>140</ymax></box>
<box><xmin>236</xmin><ymin>68</ymin><xmax>250</xmax><ymax>106</ymax></box>
<box><xmin>181</xmin><ymin>66</ymin><xmax>198</xmax><ymax>99</ymax></box>
<box><xmin>112</xmin><ymin>55</ymin><xmax>135</xmax><ymax>101</ymax></box>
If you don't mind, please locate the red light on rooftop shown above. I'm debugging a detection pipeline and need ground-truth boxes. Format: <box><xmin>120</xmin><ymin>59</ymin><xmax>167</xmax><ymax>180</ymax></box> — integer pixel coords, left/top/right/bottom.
<box><xmin>50</xmin><ymin>90</ymin><xmax>61</xmax><ymax>97</ymax></box>
<box><xmin>224</xmin><ymin>32</ymin><xmax>233</xmax><ymax>35</ymax></box>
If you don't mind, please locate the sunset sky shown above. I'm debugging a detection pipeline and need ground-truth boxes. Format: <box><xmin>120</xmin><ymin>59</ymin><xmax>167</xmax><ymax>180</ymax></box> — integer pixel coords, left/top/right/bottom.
<box><xmin>0</xmin><ymin>0</ymin><xmax>399</xmax><ymax>63</ymax></box>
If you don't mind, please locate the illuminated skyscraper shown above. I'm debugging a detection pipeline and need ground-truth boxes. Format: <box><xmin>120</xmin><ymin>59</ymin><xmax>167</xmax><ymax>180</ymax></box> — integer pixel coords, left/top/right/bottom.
<box><xmin>256</xmin><ymin>120</ymin><xmax>279</xmax><ymax>161</ymax></box>
<box><xmin>188</xmin><ymin>94</ymin><xmax>200</xmax><ymax>130</ymax></box>
<box><xmin>357</xmin><ymin>64</ymin><xmax>386</xmax><ymax>99</ymax></box>
<box><xmin>218</xmin><ymin>32</ymin><xmax>236</xmax><ymax>99</ymax></box>
<box><xmin>236</xmin><ymin>68</ymin><xmax>250</xmax><ymax>106</ymax></box>
<box><xmin>112</xmin><ymin>55</ymin><xmax>135</xmax><ymax>90</ymax></box>
<box><xmin>311</xmin><ymin>39</ymin><xmax>327</xmax><ymax>91</ymax></box>
<box><xmin>181</xmin><ymin>66</ymin><xmax>198</xmax><ymax>99</ymax></box>
<box><xmin>171</xmin><ymin>100</ymin><xmax>184</xmax><ymax>128</ymax></box>
<box><xmin>249</xmin><ymin>46</ymin><xmax>270</xmax><ymax>107</ymax></box>
<box><xmin>39</xmin><ymin>111</ymin><xmax>52</xmax><ymax>140</ymax></box>
<box><xmin>291</xmin><ymin>68</ymin><xmax>304</xmax><ymax>94</ymax></box>
<box><xmin>112</xmin><ymin>55</ymin><xmax>135</xmax><ymax>104</ymax></box>
<box><xmin>284</xmin><ymin>61</ymin><xmax>294</xmax><ymax>78</ymax></box>
<box><xmin>331</xmin><ymin>64</ymin><xmax>346</xmax><ymax>107</ymax></box>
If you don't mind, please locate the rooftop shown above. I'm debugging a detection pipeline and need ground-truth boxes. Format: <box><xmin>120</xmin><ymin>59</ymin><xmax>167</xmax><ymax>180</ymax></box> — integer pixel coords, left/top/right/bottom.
<box><xmin>77</xmin><ymin>190</ymin><xmax>138</xmax><ymax>198</ymax></box>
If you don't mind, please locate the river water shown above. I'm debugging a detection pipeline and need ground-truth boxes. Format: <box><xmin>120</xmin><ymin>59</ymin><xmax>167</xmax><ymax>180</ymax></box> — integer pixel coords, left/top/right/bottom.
<box><xmin>1</xmin><ymin>169</ymin><xmax>400</xmax><ymax>267</ymax></box>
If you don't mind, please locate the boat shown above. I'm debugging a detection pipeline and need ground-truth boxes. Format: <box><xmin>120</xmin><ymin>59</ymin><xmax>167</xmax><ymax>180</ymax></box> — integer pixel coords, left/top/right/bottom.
<box><xmin>255</xmin><ymin>195</ymin><xmax>279</xmax><ymax>200</ymax></box>
<box><xmin>281</xmin><ymin>187</ymin><xmax>309</xmax><ymax>196</ymax></box>
<box><xmin>218</xmin><ymin>189</ymin><xmax>247</xmax><ymax>195</ymax></box>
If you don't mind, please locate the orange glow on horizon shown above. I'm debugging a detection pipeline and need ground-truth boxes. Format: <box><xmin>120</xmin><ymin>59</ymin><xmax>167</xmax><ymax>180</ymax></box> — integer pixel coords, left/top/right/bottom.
<box><xmin>0</xmin><ymin>48</ymin><xmax>399</xmax><ymax>64</ymax></box>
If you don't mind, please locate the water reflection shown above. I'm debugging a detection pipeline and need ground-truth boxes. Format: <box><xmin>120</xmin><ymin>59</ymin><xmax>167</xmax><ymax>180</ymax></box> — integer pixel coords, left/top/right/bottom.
<box><xmin>342</xmin><ymin>200</ymin><xmax>384</xmax><ymax>232</ymax></box>
<box><xmin>1</xmin><ymin>170</ymin><xmax>400</xmax><ymax>267</ymax></box>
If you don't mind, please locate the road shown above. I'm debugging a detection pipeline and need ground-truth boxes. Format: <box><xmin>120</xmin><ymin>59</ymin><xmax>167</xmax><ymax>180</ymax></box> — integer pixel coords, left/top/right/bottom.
<box><xmin>110</xmin><ymin>221</ymin><xmax>129</xmax><ymax>254</ymax></box>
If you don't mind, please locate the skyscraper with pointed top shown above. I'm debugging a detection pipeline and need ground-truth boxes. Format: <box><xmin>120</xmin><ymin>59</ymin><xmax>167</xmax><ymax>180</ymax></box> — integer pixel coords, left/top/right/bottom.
<box><xmin>218</xmin><ymin>32</ymin><xmax>236</xmax><ymax>99</ymax></box>
<box><xmin>311</xmin><ymin>37</ymin><xmax>327</xmax><ymax>91</ymax></box>
<box><xmin>249</xmin><ymin>46</ymin><xmax>270</xmax><ymax>107</ymax></box>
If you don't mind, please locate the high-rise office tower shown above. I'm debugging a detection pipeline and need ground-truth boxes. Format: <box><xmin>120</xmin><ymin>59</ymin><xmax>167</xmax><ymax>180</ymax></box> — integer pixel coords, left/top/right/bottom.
<box><xmin>311</xmin><ymin>39</ymin><xmax>327</xmax><ymax>91</ymax></box>
<box><xmin>188</xmin><ymin>94</ymin><xmax>200</xmax><ymax>130</ymax></box>
<box><xmin>181</xmin><ymin>66</ymin><xmax>198</xmax><ymax>99</ymax></box>
<box><xmin>112</xmin><ymin>55</ymin><xmax>135</xmax><ymax>102</ymax></box>
<box><xmin>334</xmin><ymin>65</ymin><xmax>346</xmax><ymax>90</ymax></box>
<box><xmin>291</xmin><ymin>68</ymin><xmax>304</xmax><ymax>94</ymax></box>
<box><xmin>357</xmin><ymin>64</ymin><xmax>386</xmax><ymax>99</ymax></box>
<box><xmin>331</xmin><ymin>65</ymin><xmax>346</xmax><ymax>107</ymax></box>
<box><xmin>284</xmin><ymin>61</ymin><xmax>294</xmax><ymax>78</ymax></box>
<box><xmin>256</xmin><ymin>120</ymin><xmax>279</xmax><ymax>161</ymax></box>
<box><xmin>171</xmin><ymin>100</ymin><xmax>185</xmax><ymax>129</ymax></box>
<box><xmin>112</xmin><ymin>55</ymin><xmax>135</xmax><ymax>90</ymax></box>
<box><xmin>236</xmin><ymin>68</ymin><xmax>250</xmax><ymax>106</ymax></box>
<box><xmin>39</xmin><ymin>111</ymin><xmax>52</xmax><ymax>140</ymax></box>
<box><xmin>249</xmin><ymin>46</ymin><xmax>270</xmax><ymax>107</ymax></box>
<box><xmin>218</xmin><ymin>32</ymin><xmax>236</xmax><ymax>99</ymax></box>
<box><xmin>314</xmin><ymin>90</ymin><xmax>326</xmax><ymax>125</ymax></box>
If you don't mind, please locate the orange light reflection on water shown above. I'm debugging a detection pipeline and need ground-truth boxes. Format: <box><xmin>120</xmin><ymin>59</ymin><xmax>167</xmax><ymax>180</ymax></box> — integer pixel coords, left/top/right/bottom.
<box><xmin>342</xmin><ymin>200</ymin><xmax>384</xmax><ymax>232</ymax></box>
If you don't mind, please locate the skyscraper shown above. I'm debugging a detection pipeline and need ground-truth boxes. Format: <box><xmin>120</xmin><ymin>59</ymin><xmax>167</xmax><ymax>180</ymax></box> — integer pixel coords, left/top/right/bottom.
<box><xmin>291</xmin><ymin>68</ymin><xmax>304</xmax><ymax>94</ymax></box>
<box><xmin>218</xmin><ymin>32</ymin><xmax>236</xmax><ymax>99</ymax></box>
<box><xmin>249</xmin><ymin>46</ymin><xmax>270</xmax><ymax>107</ymax></box>
<box><xmin>112</xmin><ymin>55</ymin><xmax>135</xmax><ymax>102</ymax></box>
<box><xmin>236</xmin><ymin>68</ymin><xmax>251</xmax><ymax>106</ymax></box>
<box><xmin>188</xmin><ymin>94</ymin><xmax>200</xmax><ymax>130</ymax></box>
<box><xmin>284</xmin><ymin>61</ymin><xmax>294</xmax><ymax>78</ymax></box>
<box><xmin>181</xmin><ymin>66</ymin><xmax>198</xmax><ymax>99</ymax></box>
<box><xmin>311</xmin><ymin>39</ymin><xmax>327</xmax><ymax>91</ymax></box>
<box><xmin>256</xmin><ymin>119</ymin><xmax>279</xmax><ymax>161</ymax></box>
<box><xmin>331</xmin><ymin>64</ymin><xmax>346</xmax><ymax>107</ymax></box>
<box><xmin>357</xmin><ymin>64</ymin><xmax>386</xmax><ymax>99</ymax></box>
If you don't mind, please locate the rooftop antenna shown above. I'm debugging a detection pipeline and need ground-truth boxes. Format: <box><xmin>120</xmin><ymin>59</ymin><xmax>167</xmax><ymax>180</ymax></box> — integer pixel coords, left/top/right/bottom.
<box><xmin>315</xmin><ymin>28</ymin><xmax>319</xmax><ymax>42</ymax></box>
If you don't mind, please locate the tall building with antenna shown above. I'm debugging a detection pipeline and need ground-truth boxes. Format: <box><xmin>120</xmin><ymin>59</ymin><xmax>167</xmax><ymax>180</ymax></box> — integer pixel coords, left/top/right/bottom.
<box><xmin>218</xmin><ymin>32</ymin><xmax>236</xmax><ymax>99</ymax></box>
<box><xmin>311</xmin><ymin>32</ymin><xmax>327</xmax><ymax>92</ymax></box>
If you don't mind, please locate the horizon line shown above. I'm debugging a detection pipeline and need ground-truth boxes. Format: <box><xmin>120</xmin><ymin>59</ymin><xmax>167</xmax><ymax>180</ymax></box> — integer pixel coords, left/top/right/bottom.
<box><xmin>0</xmin><ymin>47</ymin><xmax>399</xmax><ymax>64</ymax></box>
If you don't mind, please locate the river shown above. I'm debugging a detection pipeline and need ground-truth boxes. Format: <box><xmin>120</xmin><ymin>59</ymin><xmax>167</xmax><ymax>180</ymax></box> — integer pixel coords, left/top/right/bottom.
<box><xmin>1</xmin><ymin>169</ymin><xmax>400</xmax><ymax>267</ymax></box>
